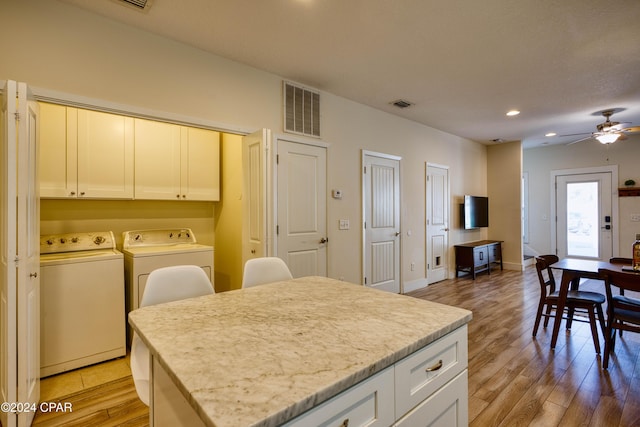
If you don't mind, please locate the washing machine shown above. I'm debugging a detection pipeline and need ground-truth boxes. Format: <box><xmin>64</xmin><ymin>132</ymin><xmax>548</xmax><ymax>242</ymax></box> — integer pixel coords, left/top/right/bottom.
<box><xmin>122</xmin><ymin>228</ymin><xmax>214</xmax><ymax>340</ymax></box>
<box><xmin>40</xmin><ymin>231</ymin><xmax>126</xmax><ymax>377</ymax></box>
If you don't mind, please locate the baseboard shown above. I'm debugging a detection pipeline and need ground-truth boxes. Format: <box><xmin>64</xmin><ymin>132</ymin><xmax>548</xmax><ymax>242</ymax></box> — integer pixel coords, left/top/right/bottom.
<box><xmin>504</xmin><ymin>261</ymin><xmax>525</xmax><ymax>271</ymax></box>
<box><xmin>402</xmin><ymin>277</ymin><xmax>429</xmax><ymax>293</ymax></box>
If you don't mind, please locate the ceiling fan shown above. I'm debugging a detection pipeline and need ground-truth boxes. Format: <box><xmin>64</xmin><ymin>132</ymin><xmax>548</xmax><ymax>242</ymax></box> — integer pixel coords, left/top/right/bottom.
<box><xmin>564</xmin><ymin>109</ymin><xmax>640</xmax><ymax>145</ymax></box>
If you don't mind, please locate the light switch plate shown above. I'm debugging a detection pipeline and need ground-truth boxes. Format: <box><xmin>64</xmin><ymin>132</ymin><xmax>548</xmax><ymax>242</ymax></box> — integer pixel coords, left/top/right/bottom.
<box><xmin>339</xmin><ymin>219</ymin><xmax>350</xmax><ymax>230</ymax></box>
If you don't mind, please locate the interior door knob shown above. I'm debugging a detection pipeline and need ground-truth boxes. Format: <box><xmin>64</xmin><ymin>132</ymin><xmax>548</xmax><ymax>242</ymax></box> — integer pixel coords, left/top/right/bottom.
<box><xmin>320</xmin><ymin>237</ymin><xmax>328</xmax><ymax>244</ymax></box>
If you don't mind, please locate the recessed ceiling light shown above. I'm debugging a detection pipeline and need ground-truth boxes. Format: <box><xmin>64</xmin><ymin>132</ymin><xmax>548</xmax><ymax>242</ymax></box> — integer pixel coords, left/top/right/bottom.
<box><xmin>545</xmin><ymin>132</ymin><xmax>557</xmax><ymax>137</ymax></box>
<box><xmin>506</xmin><ymin>110</ymin><xmax>520</xmax><ymax>117</ymax></box>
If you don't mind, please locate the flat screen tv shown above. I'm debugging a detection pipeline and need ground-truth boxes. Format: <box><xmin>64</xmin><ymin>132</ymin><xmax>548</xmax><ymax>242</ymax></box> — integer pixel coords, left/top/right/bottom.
<box><xmin>461</xmin><ymin>195</ymin><xmax>489</xmax><ymax>229</ymax></box>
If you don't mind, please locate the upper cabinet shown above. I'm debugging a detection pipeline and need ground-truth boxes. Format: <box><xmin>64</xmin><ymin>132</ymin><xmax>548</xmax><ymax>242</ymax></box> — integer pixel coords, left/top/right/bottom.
<box><xmin>134</xmin><ymin>118</ymin><xmax>220</xmax><ymax>201</ymax></box>
<box><xmin>40</xmin><ymin>103</ymin><xmax>77</xmax><ymax>198</ymax></box>
<box><xmin>40</xmin><ymin>103</ymin><xmax>134</xmax><ymax>199</ymax></box>
<box><xmin>40</xmin><ymin>103</ymin><xmax>220</xmax><ymax>201</ymax></box>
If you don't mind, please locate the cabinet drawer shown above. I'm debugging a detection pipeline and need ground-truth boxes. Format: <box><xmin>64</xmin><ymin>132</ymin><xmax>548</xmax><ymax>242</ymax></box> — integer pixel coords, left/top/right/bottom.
<box><xmin>394</xmin><ymin>325</ymin><xmax>468</xmax><ymax>418</ymax></box>
<box><xmin>473</xmin><ymin>247</ymin><xmax>488</xmax><ymax>265</ymax></box>
<box><xmin>283</xmin><ymin>366</ymin><xmax>394</xmax><ymax>427</ymax></box>
<box><xmin>394</xmin><ymin>370</ymin><xmax>468</xmax><ymax>427</ymax></box>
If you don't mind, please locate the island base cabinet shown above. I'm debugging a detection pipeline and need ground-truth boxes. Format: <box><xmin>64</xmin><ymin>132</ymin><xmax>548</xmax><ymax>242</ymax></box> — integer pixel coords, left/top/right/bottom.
<box><xmin>283</xmin><ymin>367</ymin><xmax>395</xmax><ymax>427</ymax></box>
<box><xmin>151</xmin><ymin>358</ymin><xmax>206</xmax><ymax>427</ymax></box>
<box><xmin>394</xmin><ymin>370</ymin><xmax>468</xmax><ymax>427</ymax></box>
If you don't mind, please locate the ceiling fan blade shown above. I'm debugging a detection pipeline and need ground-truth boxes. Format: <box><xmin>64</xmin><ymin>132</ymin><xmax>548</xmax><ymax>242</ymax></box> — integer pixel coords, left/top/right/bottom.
<box><xmin>566</xmin><ymin>135</ymin><xmax>594</xmax><ymax>145</ymax></box>
<box><xmin>558</xmin><ymin>132</ymin><xmax>592</xmax><ymax>137</ymax></box>
<box><xmin>622</xmin><ymin>126</ymin><xmax>640</xmax><ymax>133</ymax></box>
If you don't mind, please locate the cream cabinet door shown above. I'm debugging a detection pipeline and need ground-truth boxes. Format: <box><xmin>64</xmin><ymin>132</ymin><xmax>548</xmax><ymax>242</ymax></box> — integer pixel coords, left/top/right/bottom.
<box><xmin>134</xmin><ymin>118</ymin><xmax>182</xmax><ymax>200</ymax></box>
<box><xmin>39</xmin><ymin>103</ymin><xmax>78</xmax><ymax>198</ymax></box>
<box><xmin>180</xmin><ymin>127</ymin><xmax>220</xmax><ymax>201</ymax></box>
<box><xmin>76</xmin><ymin>109</ymin><xmax>134</xmax><ymax>199</ymax></box>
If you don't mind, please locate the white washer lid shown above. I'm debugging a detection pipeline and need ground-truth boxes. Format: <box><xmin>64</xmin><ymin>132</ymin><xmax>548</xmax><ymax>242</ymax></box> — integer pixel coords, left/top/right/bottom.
<box><xmin>122</xmin><ymin>243</ymin><xmax>213</xmax><ymax>257</ymax></box>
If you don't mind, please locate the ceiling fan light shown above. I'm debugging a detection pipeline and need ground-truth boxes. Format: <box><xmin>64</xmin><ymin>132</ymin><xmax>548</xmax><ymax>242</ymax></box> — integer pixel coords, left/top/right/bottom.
<box><xmin>596</xmin><ymin>133</ymin><xmax>620</xmax><ymax>144</ymax></box>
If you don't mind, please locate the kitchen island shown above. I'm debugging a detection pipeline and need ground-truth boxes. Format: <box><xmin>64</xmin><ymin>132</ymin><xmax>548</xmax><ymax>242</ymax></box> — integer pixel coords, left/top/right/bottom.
<box><xmin>128</xmin><ymin>276</ymin><xmax>472</xmax><ymax>426</ymax></box>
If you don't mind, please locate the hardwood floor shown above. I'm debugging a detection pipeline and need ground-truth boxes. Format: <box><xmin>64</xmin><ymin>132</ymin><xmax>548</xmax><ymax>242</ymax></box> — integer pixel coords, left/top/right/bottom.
<box><xmin>31</xmin><ymin>266</ymin><xmax>640</xmax><ymax>426</ymax></box>
<box><xmin>408</xmin><ymin>266</ymin><xmax>640</xmax><ymax>427</ymax></box>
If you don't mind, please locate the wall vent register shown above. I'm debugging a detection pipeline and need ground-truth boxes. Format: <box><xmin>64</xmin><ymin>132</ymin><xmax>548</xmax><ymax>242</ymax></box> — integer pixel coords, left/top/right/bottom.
<box><xmin>284</xmin><ymin>81</ymin><xmax>320</xmax><ymax>138</ymax></box>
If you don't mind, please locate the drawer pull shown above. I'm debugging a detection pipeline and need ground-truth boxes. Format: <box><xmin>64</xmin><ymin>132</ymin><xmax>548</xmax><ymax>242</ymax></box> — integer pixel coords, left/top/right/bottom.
<box><xmin>340</xmin><ymin>419</ymin><xmax>349</xmax><ymax>427</ymax></box>
<box><xmin>425</xmin><ymin>359</ymin><xmax>443</xmax><ymax>372</ymax></box>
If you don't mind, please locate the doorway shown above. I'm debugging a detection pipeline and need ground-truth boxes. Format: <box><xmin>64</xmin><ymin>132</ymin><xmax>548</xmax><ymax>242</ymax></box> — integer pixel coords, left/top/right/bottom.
<box><xmin>553</xmin><ymin>166</ymin><xmax>618</xmax><ymax>260</ymax></box>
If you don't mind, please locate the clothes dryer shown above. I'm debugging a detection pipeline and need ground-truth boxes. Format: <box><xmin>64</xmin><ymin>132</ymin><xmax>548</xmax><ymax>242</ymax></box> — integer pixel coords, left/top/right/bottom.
<box><xmin>122</xmin><ymin>228</ymin><xmax>214</xmax><ymax>340</ymax></box>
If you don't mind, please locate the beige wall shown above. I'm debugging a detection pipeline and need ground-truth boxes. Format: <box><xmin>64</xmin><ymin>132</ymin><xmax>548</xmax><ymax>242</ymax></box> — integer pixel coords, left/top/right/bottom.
<box><xmin>487</xmin><ymin>141</ymin><xmax>523</xmax><ymax>270</ymax></box>
<box><xmin>214</xmin><ymin>134</ymin><xmax>244</xmax><ymax>292</ymax></box>
<box><xmin>2</xmin><ymin>0</ymin><xmax>496</xmax><ymax>288</ymax></box>
<box><xmin>40</xmin><ymin>199</ymin><xmax>216</xmax><ymax>248</ymax></box>
<box><xmin>523</xmin><ymin>134</ymin><xmax>640</xmax><ymax>258</ymax></box>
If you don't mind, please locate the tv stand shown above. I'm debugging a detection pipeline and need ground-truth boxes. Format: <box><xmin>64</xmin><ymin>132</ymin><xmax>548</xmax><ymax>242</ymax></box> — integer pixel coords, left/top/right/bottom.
<box><xmin>454</xmin><ymin>240</ymin><xmax>503</xmax><ymax>279</ymax></box>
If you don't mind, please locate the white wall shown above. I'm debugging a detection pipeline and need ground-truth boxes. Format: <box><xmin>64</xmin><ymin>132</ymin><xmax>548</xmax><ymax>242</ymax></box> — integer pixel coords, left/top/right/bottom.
<box><xmin>1</xmin><ymin>0</ymin><xmax>490</xmax><ymax>287</ymax></box>
<box><xmin>524</xmin><ymin>134</ymin><xmax>640</xmax><ymax>258</ymax></box>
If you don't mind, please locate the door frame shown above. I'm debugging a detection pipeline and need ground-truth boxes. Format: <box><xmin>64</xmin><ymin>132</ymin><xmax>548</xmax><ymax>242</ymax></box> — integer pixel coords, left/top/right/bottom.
<box><xmin>550</xmin><ymin>165</ymin><xmax>619</xmax><ymax>259</ymax></box>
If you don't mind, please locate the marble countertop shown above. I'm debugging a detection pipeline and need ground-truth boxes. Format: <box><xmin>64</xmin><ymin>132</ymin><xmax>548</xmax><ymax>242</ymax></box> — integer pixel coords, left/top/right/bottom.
<box><xmin>129</xmin><ymin>276</ymin><xmax>472</xmax><ymax>427</ymax></box>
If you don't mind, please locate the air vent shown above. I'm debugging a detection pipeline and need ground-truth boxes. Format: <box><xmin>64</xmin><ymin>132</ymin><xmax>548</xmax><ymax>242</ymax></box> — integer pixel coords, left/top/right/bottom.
<box><xmin>284</xmin><ymin>81</ymin><xmax>320</xmax><ymax>138</ymax></box>
<box><xmin>116</xmin><ymin>0</ymin><xmax>152</xmax><ymax>11</ymax></box>
<box><xmin>390</xmin><ymin>99</ymin><xmax>413</xmax><ymax>109</ymax></box>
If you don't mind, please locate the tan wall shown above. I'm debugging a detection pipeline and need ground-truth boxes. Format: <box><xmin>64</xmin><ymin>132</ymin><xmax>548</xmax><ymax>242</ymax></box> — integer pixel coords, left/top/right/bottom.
<box><xmin>214</xmin><ymin>134</ymin><xmax>244</xmax><ymax>292</ymax></box>
<box><xmin>40</xmin><ymin>200</ymin><xmax>216</xmax><ymax>248</ymax></box>
<box><xmin>3</xmin><ymin>0</ymin><xmax>495</xmax><ymax>288</ymax></box>
<box><xmin>487</xmin><ymin>141</ymin><xmax>523</xmax><ymax>270</ymax></box>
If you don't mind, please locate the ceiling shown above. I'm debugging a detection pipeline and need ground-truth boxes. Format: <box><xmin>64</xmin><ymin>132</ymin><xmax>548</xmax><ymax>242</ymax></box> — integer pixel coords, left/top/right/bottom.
<box><xmin>60</xmin><ymin>0</ymin><xmax>640</xmax><ymax>149</ymax></box>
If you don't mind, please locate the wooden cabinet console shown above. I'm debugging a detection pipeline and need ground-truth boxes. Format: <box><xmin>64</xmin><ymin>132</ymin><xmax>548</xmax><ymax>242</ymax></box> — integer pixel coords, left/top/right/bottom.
<box><xmin>455</xmin><ymin>240</ymin><xmax>503</xmax><ymax>279</ymax></box>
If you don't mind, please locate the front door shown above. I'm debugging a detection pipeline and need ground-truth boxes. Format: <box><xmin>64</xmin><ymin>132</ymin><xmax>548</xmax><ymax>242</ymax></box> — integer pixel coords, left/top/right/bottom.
<box><xmin>1</xmin><ymin>80</ymin><xmax>40</xmax><ymax>427</ymax></box>
<box><xmin>276</xmin><ymin>140</ymin><xmax>327</xmax><ymax>277</ymax></box>
<box><xmin>426</xmin><ymin>164</ymin><xmax>449</xmax><ymax>284</ymax></box>
<box><xmin>362</xmin><ymin>151</ymin><xmax>401</xmax><ymax>293</ymax></box>
<box><xmin>556</xmin><ymin>171</ymin><xmax>614</xmax><ymax>260</ymax></box>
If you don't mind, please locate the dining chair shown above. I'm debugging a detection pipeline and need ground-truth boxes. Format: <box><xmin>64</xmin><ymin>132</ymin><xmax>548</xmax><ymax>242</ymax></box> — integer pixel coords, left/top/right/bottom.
<box><xmin>598</xmin><ymin>268</ymin><xmax>640</xmax><ymax>369</ymax></box>
<box><xmin>533</xmin><ymin>255</ymin><xmax>606</xmax><ymax>353</ymax></box>
<box><xmin>242</xmin><ymin>257</ymin><xmax>293</xmax><ymax>288</ymax></box>
<box><xmin>130</xmin><ymin>265</ymin><xmax>214</xmax><ymax>405</ymax></box>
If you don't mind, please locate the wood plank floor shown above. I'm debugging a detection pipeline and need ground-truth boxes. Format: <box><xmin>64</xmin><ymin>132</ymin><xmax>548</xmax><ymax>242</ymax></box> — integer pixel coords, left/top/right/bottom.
<box><xmin>31</xmin><ymin>266</ymin><xmax>640</xmax><ymax>426</ymax></box>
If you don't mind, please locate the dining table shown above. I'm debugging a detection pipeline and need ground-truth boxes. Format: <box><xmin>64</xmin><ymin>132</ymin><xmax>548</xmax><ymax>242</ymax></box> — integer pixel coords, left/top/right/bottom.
<box><xmin>549</xmin><ymin>258</ymin><xmax>632</xmax><ymax>349</ymax></box>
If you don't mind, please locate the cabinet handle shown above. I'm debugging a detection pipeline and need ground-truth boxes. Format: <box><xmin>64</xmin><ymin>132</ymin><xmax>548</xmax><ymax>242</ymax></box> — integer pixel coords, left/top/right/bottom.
<box><xmin>80</xmin><ymin>192</ymin><xmax>85</xmax><ymax>196</ymax></box>
<box><xmin>182</xmin><ymin>195</ymin><xmax>186</xmax><ymax>199</ymax></box>
<box><xmin>425</xmin><ymin>359</ymin><xmax>443</xmax><ymax>372</ymax></box>
<box><xmin>29</xmin><ymin>272</ymin><xmax>38</xmax><ymax>278</ymax></box>
<box><xmin>69</xmin><ymin>191</ymin><xmax>76</xmax><ymax>196</ymax></box>
<box><xmin>176</xmin><ymin>194</ymin><xmax>180</xmax><ymax>199</ymax></box>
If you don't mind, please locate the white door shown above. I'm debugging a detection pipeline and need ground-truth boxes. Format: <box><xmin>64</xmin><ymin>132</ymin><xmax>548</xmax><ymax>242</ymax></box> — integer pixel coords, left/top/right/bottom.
<box><xmin>276</xmin><ymin>140</ymin><xmax>327</xmax><ymax>277</ymax></box>
<box><xmin>242</xmin><ymin>129</ymin><xmax>272</xmax><ymax>264</ymax></box>
<box><xmin>1</xmin><ymin>80</ymin><xmax>40</xmax><ymax>427</ymax></box>
<box><xmin>556</xmin><ymin>171</ymin><xmax>613</xmax><ymax>260</ymax></box>
<box><xmin>426</xmin><ymin>164</ymin><xmax>449</xmax><ymax>284</ymax></box>
<box><xmin>362</xmin><ymin>151</ymin><xmax>401</xmax><ymax>293</ymax></box>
